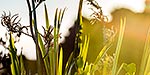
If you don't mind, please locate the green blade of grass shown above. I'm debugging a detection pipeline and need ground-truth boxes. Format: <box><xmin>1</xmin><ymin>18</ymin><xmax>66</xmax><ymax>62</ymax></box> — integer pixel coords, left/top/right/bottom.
<box><xmin>112</xmin><ymin>17</ymin><xmax>126</xmax><ymax>75</ymax></box>
<box><xmin>80</xmin><ymin>35</ymin><xmax>90</xmax><ymax>69</ymax></box>
<box><xmin>83</xmin><ymin>62</ymin><xmax>92</xmax><ymax>75</ymax></box>
<box><xmin>93</xmin><ymin>39</ymin><xmax>112</xmax><ymax>65</ymax></box>
<box><xmin>54</xmin><ymin>8</ymin><xmax>58</xmax><ymax>29</ymax></box>
<box><xmin>58</xmin><ymin>47</ymin><xmax>63</xmax><ymax>75</ymax></box>
<box><xmin>144</xmin><ymin>54</ymin><xmax>150</xmax><ymax>75</ymax></box>
<box><xmin>44</xmin><ymin>4</ymin><xmax>50</xmax><ymax>30</ymax></box>
<box><xmin>49</xmin><ymin>47</ymin><xmax>55</xmax><ymax>75</ymax></box>
<box><xmin>51</xmin><ymin>8</ymin><xmax>59</xmax><ymax>75</ymax></box>
<box><xmin>9</xmin><ymin>32</ymin><xmax>20</xmax><ymax>75</ymax></box>
<box><xmin>64</xmin><ymin>52</ymin><xmax>74</xmax><ymax>75</ymax></box>
<box><xmin>91</xmin><ymin>30</ymin><xmax>115</xmax><ymax>73</ymax></box>
<box><xmin>57</xmin><ymin>8</ymin><xmax>66</xmax><ymax>30</ymax></box>
<box><xmin>20</xmin><ymin>51</ymin><xmax>26</xmax><ymax>75</ymax></box>
<box><xmin>91</xmin><ymin>39</ymin><xmax>112</xmax><ymax>73</ymax></box>
<box><xmin>60</xmin><ymin>8</ymin><xmax>66</xmax><ymax>24</ymax></box>
<box><xmin>116</xmin><ymin>63</ymin><xmax>126</xmax><ymax>75</ymax></box>
<box><xmin>38</xmin><ymin>34</ymin><xmax>50</xmax><ymax>75</ymax></box>
<box><xmin>78</xmin><ymin>0</ymin><xmax>83</xmax><ymax>26</ymax></box>
<box><xmin>140</xmin><ymin>26</ymin><xmax>150</xmax><ymax>75</ymax></box>
<box><xmin>38</xmin><ymin>34</ymin><xmax>45</xmax><ymax>57</ymax></box>
<box><xmin>57</xmin><ymin>9</ymin><xmax>62</xmax><ymax>30</ymax></box>
<box><xmin>103</xmin><ymin>57</ymin><xmax>108</xmax><ymax>75</ymax></box>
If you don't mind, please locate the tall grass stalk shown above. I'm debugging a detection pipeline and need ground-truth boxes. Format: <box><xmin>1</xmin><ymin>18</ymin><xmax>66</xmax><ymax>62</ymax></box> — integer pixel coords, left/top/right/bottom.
<box><xmin>140</xmin><ymin>26</ymin><xmax>150</xmax><ymax>75</ymax></box>
<box><xmin>38</xmin><ymin>34</ymin><xmax>50</xmax><ymax>75</ymax></box>
<box><xmin>58</xmin><ymin>48</ymin><xmax>63</xmax><ymax>75</ymax></box>
<box><xmin>9</xmin><ymin>32</ymin><xmax>20</xmax><ymax>75</ymax></box>
<box><xmin>144</xmin><ymin>54</ymin><xmax>150</xmax><ymax>75</ymax></box>
<box><xmin>31</xmin><ymin>0</ymin><xmax>44</xmax><ymax>74</ymax></box>
<box><xmin>112</xmin><ymin>17</ymin><xmax>126</xmax><ymax>75</ymax></box>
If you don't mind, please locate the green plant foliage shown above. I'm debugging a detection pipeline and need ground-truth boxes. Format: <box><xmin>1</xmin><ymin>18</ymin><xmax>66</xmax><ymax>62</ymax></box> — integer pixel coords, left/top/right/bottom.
<box><xmin>0</xmin><ymin>0</ymin><xmax>142</xmax><ymax>75</ymax></box>
<box><xmin>91</xmin><ymin>54</ymin><xmax>113</xmax><ymax>75</ymax></box>
<box><xmin>144</xmin><ymin>54</ymin><xmax>150</xmax><ymax>75</ymax></box>
<box><xmin>44</xmin><ymin>3</ymin><xmax>50</xmax><ymax>30</ymax></box>
<box><xmin>20</xmin><ymin>51</ymin><xmax>26</xmax><ymax>75</ymax></box>
<box><xmin>78</xmin><ymin>35</ymin><xmax>90</xmax><ymax>68</ymax></box>
<box><xmin>123</xmin><ymin>63</ymin><xmax>136</xmax><ymax>75</ymax></box>
<box><xmin>93</xmin><ymin>38</ymin><xmax>112</xmax><ymax>66</ymax></box>
<box><xmin>112</xmin><ymin>17</ymin><xmax>126</xmax><ymax>75</ymax></box>
<box><xmin>83</xmin><ymin>62</ymin><xmax>91</xmax><ymax>75</ymax></box>
<box><xmin>64</xmin><ymin>52</ymin><xmax>74</xmax><ymax>75</ymax></box>
<box><xmin>38</xmin><ymin>34</ymin><xmax>50</xmax><ymax>75</ymax></box>
<box><xmin>64</xmin><ymin>0</ymin><xmax>84</xmax><ymax>74</ymax></box>
<box><xmin>58</xmin><ymin>47</ymin><xmax>63</xmax><ymax>75</ymax></box>
<box><xmin>77</xmin><ymin>57</ymin><xmax>84</xmax><ymax>69</ymax></box>
<box><xmin>116</xmin><ymin>63</ymin><xmax>136</xmax><ymax>75</ymax></box>
<box><xmin>76</xmin><ymin>35</ymin><xmax>90</xmax><ymax>74</ymax></box>
<box><xmin>116</xmin><ymin>63</ymin><xmax>125</xmax><ymax>75</ymax></box>
<box><xmin>9</xmin><ymin>33</ymin><xmax>20</xmax><ymax>75</ymax></box>
<box><xmin>140</xmin><ymin>26</ymin><xmax>150</xmax><ymax>75</ymax></box>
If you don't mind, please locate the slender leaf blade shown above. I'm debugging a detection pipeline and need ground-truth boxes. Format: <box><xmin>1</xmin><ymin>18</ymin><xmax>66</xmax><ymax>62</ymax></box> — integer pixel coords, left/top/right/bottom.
<box><xmin>38</xmin><ymin>34</ymin><xmax>50</xmax><ymax>75</ymax></box>
<box><xmin>58</xmin><ymin>47</ymin><xmax>63</xmax><ymax>75</ymax></box>
<box><xmin>112</xmin><ymin>17</ymin><xmax>126</xmax><ymax>75</ymax></box>
<box><xmin>9</xmin><ymin>32</ymin><xmax>20</xmax><ymax>75</ymax></box>
<box><xmin>44</xmin><ymin>4</ymin><xmax>50</xmax><ymax>30</ymax></box>
<box><xmin>81</xmin><ymin>35</ymin><xmax>90</xmax><ymax>67</ymax></box>
<box><xmin>140</xmin><ymin>26</ymin><xmax>150</xmax><ymax>75</ymax></box>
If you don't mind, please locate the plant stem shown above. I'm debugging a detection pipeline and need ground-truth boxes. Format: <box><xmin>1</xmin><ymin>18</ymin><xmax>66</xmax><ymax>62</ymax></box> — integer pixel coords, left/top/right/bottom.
<box><xmin>26</xmin><ymin>0</ymin><xmax>36</xmax><ymax>42</ymax></box>
<box><xmin>26</xmin><ymin>0</ymin><xmax>44</xmax><ymax>74</ymax></box>
<box><xmin>31</xmin><ymin>0</ymin><xmax>43</xmax><ymax>75</ymax></box>
<box><xmin>112</xmin><ymin>18</ymin><xmax>126</xmax><ymax>75</ymax></box>
<box><xmin>140</xmin><ymin>26</ymin><xmax>150</xmax><ymax>75</ymax></box>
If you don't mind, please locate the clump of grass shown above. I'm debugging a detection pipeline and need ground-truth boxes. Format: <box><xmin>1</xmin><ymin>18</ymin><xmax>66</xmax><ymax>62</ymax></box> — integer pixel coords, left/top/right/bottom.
<box><xmin>0</xmin><ymin>0</ymin><xmax>140</xmax><ymax>75</ymax></box>
<box><xmin>89</xmin><ymin>17</ymin><xmax>136</xmax><ymax>75</ymax></box>
<box><xmin>0</xmin><ymin>12</ymin><xmax>27</xmax><ymax>75</ymax></box>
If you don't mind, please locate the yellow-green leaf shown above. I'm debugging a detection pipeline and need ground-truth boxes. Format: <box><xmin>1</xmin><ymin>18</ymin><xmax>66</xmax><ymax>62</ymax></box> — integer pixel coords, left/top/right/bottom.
<box><xmin>38</xmin><ymin>33</ymin><xmax>50</xmax><ymax>75</ymax></box>
<box><xmin>58</xmin><ymin>47</ymin><xmax>63</xmax><ymax>75</ymax></box>
<box><xmin>44</xmin><ymin>4</ymin><xmax>50</xmax><ymax>30</ymax></box>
